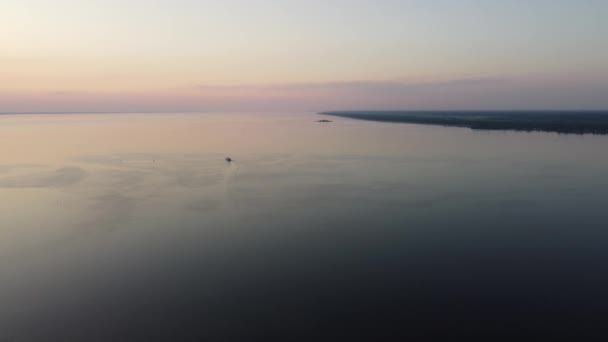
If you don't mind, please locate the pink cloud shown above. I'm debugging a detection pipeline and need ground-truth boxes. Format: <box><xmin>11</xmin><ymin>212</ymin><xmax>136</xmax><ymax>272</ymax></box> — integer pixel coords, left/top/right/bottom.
<box><xmin>1</xmin><ymin>77</ymin><xmax>607</xmax><ymax>113</ymax></box>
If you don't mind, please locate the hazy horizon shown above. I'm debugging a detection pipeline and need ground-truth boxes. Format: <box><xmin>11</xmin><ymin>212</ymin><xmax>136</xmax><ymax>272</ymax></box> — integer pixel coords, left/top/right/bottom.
<box><xmin>4</xmin><ymin>3</ymin><xmax>608</xmax><ymax>339</ymax></box>
<box><xmin>3</xmin><ymin>0</ymin><xmax>608</xmax><ymax>112</ymax></box>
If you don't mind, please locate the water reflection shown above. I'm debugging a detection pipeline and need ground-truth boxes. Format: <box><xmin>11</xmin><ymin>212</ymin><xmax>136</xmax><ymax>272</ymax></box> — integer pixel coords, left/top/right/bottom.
<box><xmin>1</xmin><ymin>113</ymin><xmax>608</xmax><ymax>340</ymax></box>
<box><xmin>0</xmin><ymin>166</ymin><xmax>86</xmax><ymax>188</ymax></box>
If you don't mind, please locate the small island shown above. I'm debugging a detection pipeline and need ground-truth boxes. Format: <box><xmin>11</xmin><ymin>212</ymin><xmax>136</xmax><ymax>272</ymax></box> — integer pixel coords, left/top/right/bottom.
<box><xmin>319</xmin><ymin>111</ymin><xmax>608</xmax><ymax>135</ymax></box>
<box><xmin>317</xmin><ymin>119</ymin><xmax>333</xmax><ymax>123</ymax></box>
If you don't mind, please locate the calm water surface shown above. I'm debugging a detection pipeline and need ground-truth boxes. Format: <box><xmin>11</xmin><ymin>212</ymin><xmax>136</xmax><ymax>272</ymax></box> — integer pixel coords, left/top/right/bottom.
<box><xmin>1</xmin><ymin>112</ymin><xmax>608</xmax><ymax>340</ymax></box>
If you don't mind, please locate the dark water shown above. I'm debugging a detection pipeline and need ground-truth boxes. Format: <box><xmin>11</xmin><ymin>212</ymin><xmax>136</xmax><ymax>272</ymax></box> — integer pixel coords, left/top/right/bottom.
<box><xmin>1</xmin><ymin>112</ymin><xmax>608</xmax><ymax>340</ymax></box>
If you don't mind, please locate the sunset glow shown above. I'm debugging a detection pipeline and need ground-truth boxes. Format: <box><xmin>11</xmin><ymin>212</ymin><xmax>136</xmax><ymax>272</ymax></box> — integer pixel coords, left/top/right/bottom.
<box><xmin>2</xmin><ymin>0</ymin><xmax>607</xmax><ymax>111</ymax></box>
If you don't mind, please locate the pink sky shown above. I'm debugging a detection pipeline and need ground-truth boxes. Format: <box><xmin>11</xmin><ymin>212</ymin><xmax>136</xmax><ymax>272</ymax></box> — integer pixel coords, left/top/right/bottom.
<box><xmin>2</xmin><ymin>1</ymin><xmax>607</xmax><ymax>112</ymax></box>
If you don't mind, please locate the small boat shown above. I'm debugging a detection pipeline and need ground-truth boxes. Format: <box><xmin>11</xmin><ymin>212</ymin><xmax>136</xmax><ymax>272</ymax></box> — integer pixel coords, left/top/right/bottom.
<box><xmin>225</xmin><ymin>157</ymin><xmax>233</xmax><ymax>162</ymax></box>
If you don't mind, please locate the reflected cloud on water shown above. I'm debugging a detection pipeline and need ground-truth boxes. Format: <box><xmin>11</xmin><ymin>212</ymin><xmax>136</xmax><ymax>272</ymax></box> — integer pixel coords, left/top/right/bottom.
<box><xmin>0</xmin><ymin>166</ymin><xmax>87</xmax><ymax>188</ymax></box>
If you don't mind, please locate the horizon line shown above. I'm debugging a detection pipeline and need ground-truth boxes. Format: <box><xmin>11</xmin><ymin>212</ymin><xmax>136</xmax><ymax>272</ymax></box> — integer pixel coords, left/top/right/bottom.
<box><xmin>2</xmin><ymin>109</ymin><xmax>608</xmax><ymax>115</ymax></box>
<box><xmin>0</xmin><ymin>108</ymin><xmax>608</xmax><ymax>115</ymax></box>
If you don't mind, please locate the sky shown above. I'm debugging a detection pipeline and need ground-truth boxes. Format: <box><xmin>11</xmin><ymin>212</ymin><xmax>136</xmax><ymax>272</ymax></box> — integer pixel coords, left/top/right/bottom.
<box><xmin>2</xmin><ymin>0</ymin><xmax>607</xmax><ymax>112</ymax></box>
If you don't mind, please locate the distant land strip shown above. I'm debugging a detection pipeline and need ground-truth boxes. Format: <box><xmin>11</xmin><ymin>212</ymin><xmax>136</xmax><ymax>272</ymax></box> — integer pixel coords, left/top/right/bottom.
<box><xmin>319</xmin><ymin>111</ymin><xmax>608</xmax><ymax>135</ymax></box>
